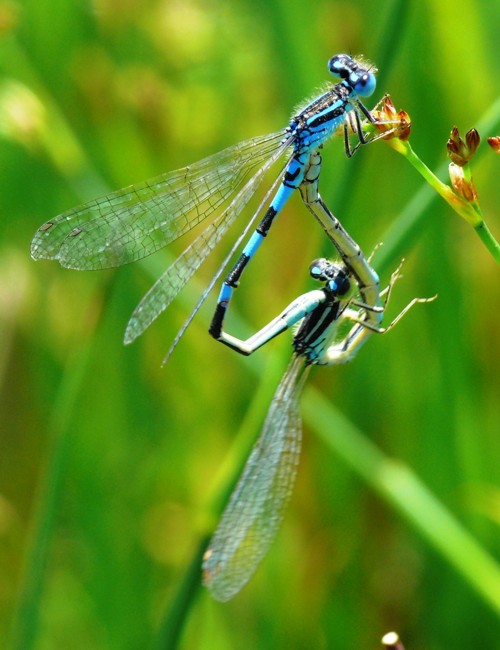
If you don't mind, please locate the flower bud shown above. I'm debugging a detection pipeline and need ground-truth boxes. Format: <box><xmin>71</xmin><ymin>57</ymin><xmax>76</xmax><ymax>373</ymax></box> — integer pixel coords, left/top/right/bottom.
<box><xmin>487</xmin><ymin>136</ymin><xmax>500</xmax><ymax>154</ymax></box>
<box><xmin>372</xmin><ymin>95</ymin><xmax>411</xmax><ymax>141</ymax></box>
<box><xmin>447</xmin><ymin>127</ymin><xmax>480</xmax><ymax>166</ymax></box>
<box><xmin>449</xmin><ymin>162</ymin><xmax>478</xmax><ymax>202</ymax></box>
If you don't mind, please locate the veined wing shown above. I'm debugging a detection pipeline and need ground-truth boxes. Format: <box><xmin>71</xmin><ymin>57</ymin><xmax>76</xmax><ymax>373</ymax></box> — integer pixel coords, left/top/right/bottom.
<box><xmin>203</xmin><ymin>356</ymin><xmax>310</xmax><ymax>602</ymax></box>
<box><xmin>123</xmin><ymin>138</ymin><xmax>291</xmax><ymax>344</ymax></box>
<box><xmin>30</xmin><ymin>130</ymin><xmax>287</xmax><ymax>270</ymax></box>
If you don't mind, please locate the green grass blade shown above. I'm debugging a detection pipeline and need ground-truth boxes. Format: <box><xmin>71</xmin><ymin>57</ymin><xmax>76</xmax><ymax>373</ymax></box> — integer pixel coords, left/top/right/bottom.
<box><xmin>302</xmin><ymin>387</ymin><xmax>500</xmax><ymax>616</ymax></box>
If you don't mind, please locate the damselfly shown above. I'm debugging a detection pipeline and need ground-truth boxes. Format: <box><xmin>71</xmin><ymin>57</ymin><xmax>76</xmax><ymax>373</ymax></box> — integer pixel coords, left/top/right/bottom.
<box><xmin>203</xmin><ymin>257</ymin><xmax>434</xmax><ymax>601</ymax></box>
<box><xmin>30</xmin><ymin>54</ymin><xmax>391</xmax><ymax>359</ymax></box>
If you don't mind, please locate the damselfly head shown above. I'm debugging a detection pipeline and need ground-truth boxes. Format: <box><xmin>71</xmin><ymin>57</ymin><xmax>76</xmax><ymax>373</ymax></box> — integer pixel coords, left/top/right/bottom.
<box><xmin>309</xmin><ymin>258</ymin><xmax>351</xmax><ymax>296</ymax></box>
<box><xmin>328</xmin><ymin>53</ymin><xmax>377</xmax><ymax>98</ymax></box>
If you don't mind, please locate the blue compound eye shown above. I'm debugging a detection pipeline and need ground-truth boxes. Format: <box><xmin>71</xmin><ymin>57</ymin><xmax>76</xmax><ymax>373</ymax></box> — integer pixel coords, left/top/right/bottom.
<box><xmin>310</xmin><ymin>259</ymin><xmax>350</xmax><ymax>295</ymax></box>
<box><xmin>309</xmin><ymin>258</ymin><xmax>329</xmax><ymax>280</ymax></box>
<box><xmin>333</xmin><ymin>271</ymin><xmax>351</xmax><ymax>296</ymax></box>
<box><xmin>327</xmin><ymin>273</ymin><xmax>350</xmax><ymax>296</ymax></box>
<box><xmin>352</xmin><ymin>72</ymin><xmax>376</xmax><ymax>97</ymax></box>
<box><xmin>328</xmin><ymin>54</ymin><xmax>352</xmax><ymax>79</ymax></box>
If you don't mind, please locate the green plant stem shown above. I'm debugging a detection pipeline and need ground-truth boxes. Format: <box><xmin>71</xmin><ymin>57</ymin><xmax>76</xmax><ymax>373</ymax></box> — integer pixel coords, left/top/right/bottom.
<box><xmin>473</xmin><ymin>219</ymin><xmax>500</xmax><ymax>261</ymax></box>
<box><xmin>11</xmin><ymin>333</ymin><xmax>98</xmax><ymax>649</ymax></box>
<box><xmin>389</xmin><ymin>139</ymin><xmax>500</xmax><ymax>263</ymax></box>
<box><xmin>152</xmin><ymin>539</ymin><xmax>207</xmax><ymax>650</ymax></box>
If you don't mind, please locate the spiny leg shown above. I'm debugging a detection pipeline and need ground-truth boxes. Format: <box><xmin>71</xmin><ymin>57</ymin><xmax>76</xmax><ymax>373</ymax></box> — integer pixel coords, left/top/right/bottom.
<box><xmin>343</xmin><ymin>95</ymin><xmax>403</xmax><ymax>157</ymax></box>
<box><xmin>348</xmin><ymin>260</ymin><xmax>437</xmax><ymax>334</ymax></box>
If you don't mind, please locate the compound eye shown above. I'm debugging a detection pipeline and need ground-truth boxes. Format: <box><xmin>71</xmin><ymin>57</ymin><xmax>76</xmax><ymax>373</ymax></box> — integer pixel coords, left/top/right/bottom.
<box><xmin>326</xmin><ymin>270</ymin><xmax>350</xmax><ymax>295</ymax></box>
<box><xmin>352</xmin><ymin>72</ymin><xmax>376</xmax><ymax>97</ymax></box>
<box><xmin>309</xmin><ymin>258</ymin><xmax>329</xmax><ymax>280</ymax></box>
<box><xmin>328</xmin><ymin>53</ymin><xmax>351</xmax><ymax>79</ymax></box>
<box><xmin>336</xmin><ymin>273</ymin><xmax>351</xmax><ymax>296</ymax></box>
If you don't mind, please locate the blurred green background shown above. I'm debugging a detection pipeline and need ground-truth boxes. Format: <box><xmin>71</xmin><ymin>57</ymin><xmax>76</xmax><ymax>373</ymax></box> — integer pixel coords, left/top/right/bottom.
<box><xmin>1</xmin><ymin>0</ymin><xmax>500</xmax><ymax>648</ymax></box>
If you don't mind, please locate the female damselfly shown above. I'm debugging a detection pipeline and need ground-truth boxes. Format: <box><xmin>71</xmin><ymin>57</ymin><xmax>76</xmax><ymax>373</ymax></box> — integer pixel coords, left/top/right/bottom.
<box><xmin>203</xmin><ymin>256</ymin><xmax>433</xmax><ymax>601</ymax></box>
<box><xmin>30</xmin><ymin>54</ymin><xmax>392</xmax><ymax>359</ymax></box>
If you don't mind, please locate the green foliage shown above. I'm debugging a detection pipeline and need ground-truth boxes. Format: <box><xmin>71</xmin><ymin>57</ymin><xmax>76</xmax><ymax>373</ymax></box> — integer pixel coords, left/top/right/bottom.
<box><xmin>1</xmin><ymin>0</ymin><xmax>500</xmax><ymax>648</ymax></box>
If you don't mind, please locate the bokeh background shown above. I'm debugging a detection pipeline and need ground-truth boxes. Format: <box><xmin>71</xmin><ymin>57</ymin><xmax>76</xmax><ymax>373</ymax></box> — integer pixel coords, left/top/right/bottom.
<box><xmin>1</xmin><ymin>0</ymin><xmax>500</xmax><ymax>648</ymax></box>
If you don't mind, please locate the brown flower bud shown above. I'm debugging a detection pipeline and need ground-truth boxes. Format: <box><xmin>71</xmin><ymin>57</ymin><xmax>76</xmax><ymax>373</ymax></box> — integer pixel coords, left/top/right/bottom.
<box><xmin>449</xmin><ymin>162</ymin><xmax>478</xmax><ymax>202</ymax></box>
<box><xmin>447</xmin><ymin>127</ymin><xmax>480</xmax><ymax>165</ymax></box>
<box><xmin>487</xmin><ymin>136</ymin><xmax>500</xmax><ymax>153</ymax></box>
<box><xmin>372</xmin><ymin>95</ymin><xmax>411</xmax><ymax>141</ymax></box>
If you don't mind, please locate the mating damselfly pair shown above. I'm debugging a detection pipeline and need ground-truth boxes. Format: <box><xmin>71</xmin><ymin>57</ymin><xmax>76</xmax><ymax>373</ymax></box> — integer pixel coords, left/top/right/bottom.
<box><xmin>31</xmin><ymin>53</ymin><xmax>390</xmax><ymax>360</ymax></box>
<box><xmin>31</xmin><ymin>54</ymin><xmax>432</xmax><ymax>601</ymax></box>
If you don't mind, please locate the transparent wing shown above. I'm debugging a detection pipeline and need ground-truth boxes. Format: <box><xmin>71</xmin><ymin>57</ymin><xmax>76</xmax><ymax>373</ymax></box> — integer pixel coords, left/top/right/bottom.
<box><xmin>203</xmin><ymin>356</ymin><xmax>310</xmax><ymax>602</ymax></box>
<box><xmin>123</xmin><ymin>139</ymin><xmax>291</xmax><ymax>344</ymax></box>
<box><xmin>160</xmin><ymin>156</ymin><xmax>289</xmax><ymax>363</ymax></box>
<box><xmin>30</xmin><ymin>130</ymin><xmax>287</xmax><ymax>270</ymax></box>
